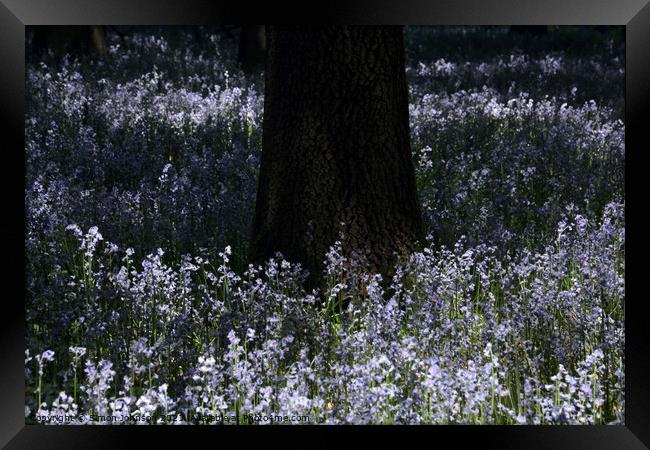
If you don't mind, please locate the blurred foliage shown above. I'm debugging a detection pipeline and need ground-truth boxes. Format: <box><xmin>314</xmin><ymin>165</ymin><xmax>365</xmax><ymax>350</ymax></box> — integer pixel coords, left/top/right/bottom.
<box><xmin>405</xmin><ymin>26</ymin><xmax>624</xmax><ymax>63</ymax></box>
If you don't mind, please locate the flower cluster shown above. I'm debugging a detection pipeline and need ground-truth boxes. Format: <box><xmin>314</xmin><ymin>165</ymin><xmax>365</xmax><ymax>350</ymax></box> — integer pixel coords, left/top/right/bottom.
<box><xmin>25</xmin><ymin>27</ymin><xmax>624</xmax><ymax>424</ymax></box>
<box><xmin>26</xmin><ymin>29</ymin><xmax>262</xmax><ymax>266</ymax></box>
<box><xmin>26</xmin><ymin>204</ymin><xmax>624</xmax><ymax>424</ymax></box>
<box><xmin>409</xmin><ymin>87</ymin><xmax>623</xmax><ymax>251</ymax></box>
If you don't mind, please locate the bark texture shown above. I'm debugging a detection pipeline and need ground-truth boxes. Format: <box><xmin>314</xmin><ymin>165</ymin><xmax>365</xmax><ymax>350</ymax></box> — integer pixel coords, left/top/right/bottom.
<box><xmin>251</xmin><ymin>26</ymin><xmax>424</xmax><ymax>285</ymax></box>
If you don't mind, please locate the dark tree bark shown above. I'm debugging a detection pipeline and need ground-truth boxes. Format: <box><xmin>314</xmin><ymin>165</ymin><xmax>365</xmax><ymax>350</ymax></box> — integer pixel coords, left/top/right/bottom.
<box><xmin>251</xmin><ymin>26</ymin><xmax>424</xmax><ymax>286</ymax></box>
<box><xmin>237</xmin><ymin>26</ymin><xmax>266</xmax><ymax>74</ymax></box>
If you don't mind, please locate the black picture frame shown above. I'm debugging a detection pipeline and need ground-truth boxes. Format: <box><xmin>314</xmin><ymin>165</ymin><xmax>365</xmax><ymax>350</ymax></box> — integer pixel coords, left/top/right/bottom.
<box><xmin>1</xmin><ymin>0</ymin><xmax>648</xmax><ymax>447</ymax></box>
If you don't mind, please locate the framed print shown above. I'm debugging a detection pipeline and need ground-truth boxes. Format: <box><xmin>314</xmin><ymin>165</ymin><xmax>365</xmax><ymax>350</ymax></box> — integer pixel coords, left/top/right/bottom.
<box><xmin>1</xmin><ymin>0</ymin><xmax>648</xmax><ymax>447</ymax></box>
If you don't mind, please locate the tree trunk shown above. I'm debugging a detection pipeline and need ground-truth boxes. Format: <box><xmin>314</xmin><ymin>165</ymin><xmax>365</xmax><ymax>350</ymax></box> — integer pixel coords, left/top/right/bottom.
<box><xmin>251</xmin><ymin>26</ymin><xmax>424</xmax><ymax>286</ymax></box>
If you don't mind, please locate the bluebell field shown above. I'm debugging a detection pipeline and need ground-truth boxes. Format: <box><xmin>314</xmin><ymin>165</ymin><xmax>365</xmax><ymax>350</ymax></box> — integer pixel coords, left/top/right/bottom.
<box><xmin>25</xmin><ymin>27</ymin><xmax>625</xmax><ymax>424</ymax></box>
